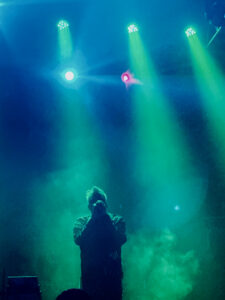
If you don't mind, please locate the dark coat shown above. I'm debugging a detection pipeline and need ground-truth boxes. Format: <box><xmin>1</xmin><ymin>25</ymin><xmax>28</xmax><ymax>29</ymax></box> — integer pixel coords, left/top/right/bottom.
<box><xmin>74</xmin><ymin>213</ymin><xmax>126</xmax><ymax>300</ymax></box>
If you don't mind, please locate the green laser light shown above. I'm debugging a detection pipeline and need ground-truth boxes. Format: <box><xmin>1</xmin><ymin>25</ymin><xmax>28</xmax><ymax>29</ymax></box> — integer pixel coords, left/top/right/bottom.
<box><xmin>185</xmin><ymin>27</ymin><xmax>196</xmax><ymax>37</ymax></box>
<box><xmin>58</xmin><ymin>20</ymin><xmax>69</xmax><ymax>31</ymax></box>
<box><xmin>128</xmin><ymin>24</ymin><xmax>138</xmax><ymax>34</ymax></box>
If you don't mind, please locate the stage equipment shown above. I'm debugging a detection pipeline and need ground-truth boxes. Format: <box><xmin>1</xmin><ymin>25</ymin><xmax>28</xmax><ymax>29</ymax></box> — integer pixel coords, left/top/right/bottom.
<box><xmin>7</xmin><ymin>276</ymin><xmax>41</xmax><ymax>300</ymax></box>
<box><xmin>65</xmin><ymin>71</ymin><xmax>75</xmax><ymax>81</ymax></box>
<box><xmin>121</xmin><ymin>71</ymin><xmax>139</xmax><ymax>86</ymax></box>
<box><xmin>128</xmin><ymin>24</ymin><xmax>138</xmax><ymax>34</ymax></box>
<box><xmin>58</xmin><ymin>20</ymin><xmax>69</xmax><ymax>31</ymax></box>
<box><xmin>121</xmin><ymin>72</ymin><xmax>130</xmax><ymax>83</ymax></box>
<box><xmin>185</xmin><ymin>28</ymin><xmax>196</xmax><ymax>37</ymax></box>
<box><xmin>62</xmin><ymin>69</ymin><xmax>78</xmax><ymax>82</ymax></box>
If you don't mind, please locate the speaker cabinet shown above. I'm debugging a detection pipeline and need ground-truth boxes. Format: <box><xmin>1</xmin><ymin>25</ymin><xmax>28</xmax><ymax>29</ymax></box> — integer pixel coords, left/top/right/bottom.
<box><xmin>7</xmin><ymin>276</ymin><xmax>41</xmax><ymax>300</ymax></box>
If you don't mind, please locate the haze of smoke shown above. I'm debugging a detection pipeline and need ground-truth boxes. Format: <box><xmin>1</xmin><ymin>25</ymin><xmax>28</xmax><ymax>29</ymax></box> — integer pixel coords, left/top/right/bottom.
<box><xmin>123</xmin><ymin>229</ymin><xmax>199</xmax><ymax>300</ymax></box>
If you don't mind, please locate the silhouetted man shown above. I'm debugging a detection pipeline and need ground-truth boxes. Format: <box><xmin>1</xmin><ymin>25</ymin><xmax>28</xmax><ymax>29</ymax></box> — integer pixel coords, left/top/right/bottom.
<box><xmin>73</xmin><ymin>186</ymin><xmax>127</xmax><ymax>300</ymax></box>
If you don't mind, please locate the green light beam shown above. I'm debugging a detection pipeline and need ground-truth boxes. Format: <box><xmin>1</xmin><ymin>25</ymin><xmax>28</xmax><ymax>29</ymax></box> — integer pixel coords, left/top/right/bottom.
<box><xmin>187</xmin><ymin>33</ymin><xmax>225</xmax><ymax>169</ymax></box>
<box><xmin>129</xmin><ymin>30</ymin><xmax>194</xmax><ymax>185</ymax></box>
<box><xmin>128</xmin><ymin>30</ymin><xmax>203</xmax><ymax>228</ymax></box>
<box><xmin>58</xmin><ymin>20</ymin><xmax>73</xmax><ymax>60</ymax></box>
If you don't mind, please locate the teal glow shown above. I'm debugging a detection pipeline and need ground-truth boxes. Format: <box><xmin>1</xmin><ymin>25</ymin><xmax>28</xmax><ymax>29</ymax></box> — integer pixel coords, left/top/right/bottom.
<box><xmin>174</xmin><ymin>205</ymin><xmax>181</xmax><ymax>211</ymax></box>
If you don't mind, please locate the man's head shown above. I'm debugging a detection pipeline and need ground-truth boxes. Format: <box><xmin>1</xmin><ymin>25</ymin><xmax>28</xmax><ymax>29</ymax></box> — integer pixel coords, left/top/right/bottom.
<box><xmin>86</xmin><ymin>186</ymin><xmax>108</xmax><ymax>217</ymax></box>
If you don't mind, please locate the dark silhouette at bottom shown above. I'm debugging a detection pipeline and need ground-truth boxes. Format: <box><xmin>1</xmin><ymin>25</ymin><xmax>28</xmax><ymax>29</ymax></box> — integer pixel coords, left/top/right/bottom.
<box><xmin>56</xmin><ymin>289</ymin><xmax>90</xmax><ymax>300</ymax></box>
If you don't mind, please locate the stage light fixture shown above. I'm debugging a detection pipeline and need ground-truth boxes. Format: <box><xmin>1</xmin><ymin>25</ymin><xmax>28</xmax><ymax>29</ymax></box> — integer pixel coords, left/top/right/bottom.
<box><xmin>121</xmin><ymin>71</ymin><xmax>140</xmax><ymax>86</ymax></box>
<box><xmin>185</xmin><ymin>27</ymin><xmax>196</xmax><ymax>37</ymax></box>
<box><xmin>65</xmin><ymin>71</ymin><xmax>76</xmax><ymax>81</ymax></box>
<box><xmin>58</xmin><ymin>20</ymin><xmax>69</xmax><ymax>31</ymax></box>
<box><xmin>128</xmin><ymin>24</ymin><xmax>138</xmax><ymax>34</ymax></box>
<box><xmin>121</xmin><ymin>72</ymin><xmax>130</xmax><ymax>83</ymax></box>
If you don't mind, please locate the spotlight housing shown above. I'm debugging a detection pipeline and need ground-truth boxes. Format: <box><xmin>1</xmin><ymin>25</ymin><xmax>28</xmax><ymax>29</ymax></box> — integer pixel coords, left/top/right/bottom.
<box><xmin>65</xmin><ymin>71</ymin><xmax>75</xmax><ymax>81</ymax></box>
<box><xmin>128</xmin><ymin>24</ymin><xmax>138</xmax><ymax>34</ymax></box>
<box><xmin>62</xmin><ymin>69</ymin><xmax>78</xmax><ymax>82</ymax></box>
<box><xmin>185</xmin><ymin>27</ymin><xmax>196</xmax><ymax>37</ymax></box>
<box><xmin>121</xmin><ymin>72</ymin><xmax>131</xmax><ymax>83</ymax></box>
<box><xmin>58</xmin><ymin>20</ymin><xmax>69</xmax><ymax>31</ymax></box>
<box><xmin>121</xmin><ymin>70</ymin><xmax>140</xmax><ymax>87</ymax></box>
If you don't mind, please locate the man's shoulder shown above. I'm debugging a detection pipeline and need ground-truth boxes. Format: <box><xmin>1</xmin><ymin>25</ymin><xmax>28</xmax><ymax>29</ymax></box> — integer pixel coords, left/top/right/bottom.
<box><xmin>74</xmin><ymin>216</ymin><xmax>90</xmax><ymax>227</ymax></box>
<box><xmin>109</xmin><ymin>214</ymin><xmax>126</xmax><ymax>238</ymax></box>
<box><xmin>73</xmin><ymin>216</ymin><xmax>91</xmax><ymax>244</ymax></box>
<box><xmin>109</xmin><ymin>214</ymin><xmax>125</xmax><ymax>225</ymax></box>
